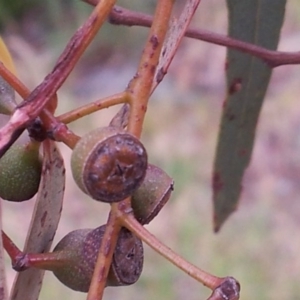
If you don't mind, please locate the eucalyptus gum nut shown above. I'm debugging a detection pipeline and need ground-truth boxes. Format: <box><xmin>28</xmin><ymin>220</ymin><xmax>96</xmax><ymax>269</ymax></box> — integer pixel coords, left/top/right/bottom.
<box><xmin>52</xmin><ymin>229</ymin><xmax>94</xmax><ymax>292</ymax></box>
<box><xmin>0</xmin><ymin>142</ymin><xmax>42</xmax><ymax>201</ymax></box>
<box><xmin>107</xmin><ymin>228</ymin><xmax>144</xmax><ymax>286</ymax></box>
<box><xmin>52</xmin><ymin>226</ymin><xmax>144</xmax><ymax>292</ymax></box>
<box><xmin>71</xmin><ymin>126</ymin><xmax>148</xmax><ymax>203</ymax></box>
<box><xmin>131</xmin><ymin>164</ymin><xmax>174</xmax><ymax>225</ymax></box>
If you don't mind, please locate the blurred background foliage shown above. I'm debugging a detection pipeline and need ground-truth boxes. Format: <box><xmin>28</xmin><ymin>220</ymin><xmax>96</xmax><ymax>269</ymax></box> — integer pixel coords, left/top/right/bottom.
<box><xmin>1</xmin><ymin>0</ymin><xmax>300</xmax><ymax>299</ymax></box>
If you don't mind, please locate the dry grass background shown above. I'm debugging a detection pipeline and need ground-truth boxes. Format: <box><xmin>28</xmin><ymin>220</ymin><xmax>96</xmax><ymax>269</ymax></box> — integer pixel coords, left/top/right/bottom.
<box><xmin>1</xmin><ymin>0</ymin><xmax>300</xmax><ymax>299</ymax></box>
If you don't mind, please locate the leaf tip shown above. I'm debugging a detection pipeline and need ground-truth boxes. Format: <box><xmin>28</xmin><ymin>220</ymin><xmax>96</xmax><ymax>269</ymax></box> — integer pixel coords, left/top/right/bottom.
<box><xmin>213</xmin><ymin>197</ymin><xmax>239</xmax><ymax>233</ymax></box>
<box><xmin>213</xmin><ymin>213</ymin><xmax>225</xmax><ymax>233</ymax></box>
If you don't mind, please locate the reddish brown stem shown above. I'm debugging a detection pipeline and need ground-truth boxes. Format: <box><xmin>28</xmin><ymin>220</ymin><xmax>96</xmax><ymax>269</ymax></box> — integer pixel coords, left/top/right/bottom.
<box><xmin>2</xmin><ymin>231</ymin><xmax>22</xmax><ymax>265</ymax></box>
<box><xmin>87</xmin><ymin>210</ymin><xmax>121</xmax><ymax>300</ymax></box>
<box><xmin>0</xmin><ymin>63</ymin><xmax>29</xmax><ymax>99</ymax></box>
<box><xmin>119</xmin><ymin>212</ymin><xmax>222</xmax><ymax>290</ymax></box>
<box><xmin>14</xmin><ymin>252</ymin><xmax>67</xmax><ymax>272</ymax></box>
<box><xmin>40</xmin><ymin>110</ymin><xmax>80</xmax><ymax>149</ymax></box>
<box><xmin>3</xmin><ymin>240</ymin><xmax>72</xmax><ymax>274</ymax></box>
<box><xmin>0</xmin><ymin>203</ymin><xmax>8</xmax><ymax>300</ymax></box>
<box><xmin>126</xmin><ymin>0</ymin><xmax>173</xmax><ymax>138</ymax></box>
<box><xmin>83</xmin><ymin>2</ymin><xmax>300</xmax><ymax>68</ymax></box>
<box><xmin>57</xmin><ymin>92</ymin><xmax>128</xmax><ymax>124</ymax></box>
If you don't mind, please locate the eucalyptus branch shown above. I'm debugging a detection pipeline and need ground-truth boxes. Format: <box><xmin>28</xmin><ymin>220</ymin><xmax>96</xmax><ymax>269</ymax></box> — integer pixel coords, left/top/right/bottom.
<box><xmin>125</xmin><ymin>0</ymin><xmax>174</xmax><ymax>138</ymax></box>
<box><xmin>83</xmin><ymin>1</ymin><xmax>300</xmax><ymax>68</ymax></box>
<box><xmin>40</xmin><ymin>110</ymin><xmax>80</xmax><ymax>149</ymax></box>
<box><xmin>0</xmin><ymin>63</ymin><xmax>29</xmax><ymax>99</ymax></box>
<box><xmin>0</xmin><ymin>63</ymin><xmax>79</xmax><ymax>148</ymax></box>
<box><xmin>0</xmin><ymin>229</ymin><xmax>8</xmax><ymax>300</ymax></box>
<box><xmin>87</xmin><ymin>211</ymin><xmax>121</xmax><ymax>300</ymax></box>
<box><xmin>2</xmin><ymin>231</ymin><xmax>23</xmax><ymax>267</ymax></box>
<box><xmin>120</xmin><ymin>213</ymin><xmax>223</xmax><ymax>290</ymax></box>
<box><xmin>0</xmin><ymin>0</ymin><xmax>116</xmax><ymax>158</ymax></box>
<box><xmin>57</xmin><ymin>92</ymin><xmax>128</xmax><ymax>124</ymax></box>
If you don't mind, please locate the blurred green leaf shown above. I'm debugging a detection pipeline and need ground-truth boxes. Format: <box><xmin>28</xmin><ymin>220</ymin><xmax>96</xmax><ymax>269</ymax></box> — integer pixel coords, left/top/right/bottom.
<box><xmin>10</xmin><ymin>140</ymin><xmax>65</xmax><ymax>300</ymax></box>
<box><xmin>213</xmin><ymin>0</ymin><xmax>286</xmax><ymax>232</ymax></box>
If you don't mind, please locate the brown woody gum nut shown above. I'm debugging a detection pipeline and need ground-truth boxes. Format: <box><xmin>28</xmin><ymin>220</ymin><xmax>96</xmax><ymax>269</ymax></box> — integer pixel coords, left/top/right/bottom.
<box><xmin>71</xmin><ymin>127</ymin><xmax>148</xmax><ymax>202</ymax></box>
<box><xmin>52</xmin><ymin>226</ymin><xmax>144</xmax><ymax>292</ymax></box>
<box><xmin>108</xmin><ymin>228</ymin><xmax>144</xmax><ymax>286</ymax></box>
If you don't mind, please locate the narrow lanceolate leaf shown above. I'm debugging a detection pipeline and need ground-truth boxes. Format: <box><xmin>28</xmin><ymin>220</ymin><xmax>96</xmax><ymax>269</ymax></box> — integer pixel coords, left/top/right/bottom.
<box><xmin>0</xmin><ymin>202</ymin><xmax>8</xmax><ymax>300</ymax></box>
<box><xmin>10</xmin><ymin>140</ymin><xmax>65</xmax><ymax>300</ymax></box>
<box><xmin>0</xmin><ymin>37</ymin><xmax>17</xmax><ymax>115</ymax></box>
<box><xmin>213</xmin><ymin>0</ymin><xmax>286</xmax><ymax>232</ymax></box>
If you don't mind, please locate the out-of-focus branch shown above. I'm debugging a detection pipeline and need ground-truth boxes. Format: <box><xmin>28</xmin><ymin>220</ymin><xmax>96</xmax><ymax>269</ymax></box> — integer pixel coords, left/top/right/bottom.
<box><xmin>82</xmin><ymin>0</ymin><xmax>300</xmax><ymax>68</ymax></box>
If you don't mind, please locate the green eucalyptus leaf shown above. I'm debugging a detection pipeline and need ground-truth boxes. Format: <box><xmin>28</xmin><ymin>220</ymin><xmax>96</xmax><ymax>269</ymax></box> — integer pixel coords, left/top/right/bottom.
<box><xmin>213</xmin><ymin>0</ymin><xmax>286</xmax><ymax>232</ymax></box>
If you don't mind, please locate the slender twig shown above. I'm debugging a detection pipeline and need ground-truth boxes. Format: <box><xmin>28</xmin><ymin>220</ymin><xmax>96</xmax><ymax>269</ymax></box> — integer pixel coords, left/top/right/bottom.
<box><xmin>0</xmin><ymin>228</ymin><xmax>8</xmax><ymax>300</ymax></box>
<box><xmin>120</xmin><ymin>213</ymin><xmax>222</xmax><ymax>290</ymax></box>
<box><xmin>2</xmin><ymin>231</ymin><xmax>23</xmax><ymax>266</ymax></box>
<box><xmin>87</xmin><ymin>210</ymin><xmax>121</xmax><ymax>300</ymax></box>
<box><xmin>0</xmin><ymin>63</ymin><xmax>29</xmax><ymax>99</ymax></box>
<box><xmin>57</xmin><ymin>92</ymin><xmax>129</xmax><ymax>124</ymax></box>
<box><xmin>126</xmin><ymin>0</ymin><xmax>174</xmax><ymax>138</ymax></box>
<box><xmin>82</xmin><ymin>1</ymin><xmax>300</xmax><ymax>68</ymax></box>
<box><xmin>184</xmin><ymin>29</ymin><xmax>299</xmax><ymax>68</ymax></box>
<box><xmin>108</xmin><ymin>6</ymin><xmax>300</xmax><ymax>68</ymax></box>
<box><xmin>40</xmin><ymin>110</ymin><xmax>80</xmax><ymax>148</ymax></box>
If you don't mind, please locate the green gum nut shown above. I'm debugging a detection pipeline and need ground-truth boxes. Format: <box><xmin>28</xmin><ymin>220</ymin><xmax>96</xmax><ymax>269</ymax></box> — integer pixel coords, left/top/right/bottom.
<box><xmin>131</xmin><ymin>164</ymin><xmax>174</xmax><ymax>225</ymax></box>
<box><xmin>0</xmin><ymin>142</ymin><xmax>42</xmax><ymax>202</ymax></box>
